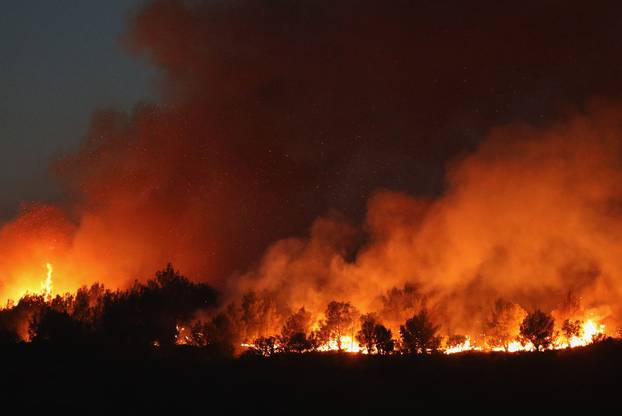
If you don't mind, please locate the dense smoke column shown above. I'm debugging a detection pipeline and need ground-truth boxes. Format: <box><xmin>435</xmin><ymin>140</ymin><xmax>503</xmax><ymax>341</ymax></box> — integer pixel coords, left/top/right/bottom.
<box><xmin>1</xmin><ymin>0</ymin><xmax>622</xmax><ymax>304</ymax></box>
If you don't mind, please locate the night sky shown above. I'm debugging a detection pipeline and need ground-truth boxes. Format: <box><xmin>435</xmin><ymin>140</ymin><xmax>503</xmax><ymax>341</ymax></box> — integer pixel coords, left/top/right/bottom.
<box><xmin>0</xmin><ymin>0</ymin><xmax>153</xmax><ymax>218</ymax></box>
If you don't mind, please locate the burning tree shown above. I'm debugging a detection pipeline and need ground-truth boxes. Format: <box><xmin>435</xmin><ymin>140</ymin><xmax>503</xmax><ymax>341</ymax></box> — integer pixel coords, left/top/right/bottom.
<box><xmin>318</xmin><ymin>301</ymin><xmax>358</xmax><ymax>351</ymax></box>
<box><xmin>399</xmin><ymin>309</ymin><xmax>441</xmax><ymax>354</ymax></box>
<box><xmin>0</xmin><ymin>261</ymin><xmax>613</xmax><ymax>357</ymax></box>
<box><xmin>485</xmin><ymin>298</ymin><xmax>527</xmax><ymax>351</ymax></box>
<box><xmin>240</xmin><ymin>291</ymin><xmax>282</xmax><ymax>343</ymax></box>
<box><xmin>520</xmin><ymin>310</ymin><xmax>555</xmax><ymax>351</ymax></box>
<box><xmin>356</xmin><ymin>313</ymin><xmax>395</xmax><ymax>355</ymax></box>
<box><xmin>356</xmin><ymin>313</ymin><xmax>378</xmax><ymax>353</ymax></box>
<box><xmin>378</xmin><ymin>284</ymin><xmax>425</xmax><ymax>330</ymax></box>
<box><xmin>561</xmin><ymin>319</ymin><xmax>582</xmax><ymax>346</ymax></box>
<box><xmin>373</xmin><ymin>324</ymin><xmax>395</xmax><ymax>355</ymax></box>
<box><xmin>279</xmin><ymin>307</ymin><xmax>314</xmax><ymax>353</ymax></box>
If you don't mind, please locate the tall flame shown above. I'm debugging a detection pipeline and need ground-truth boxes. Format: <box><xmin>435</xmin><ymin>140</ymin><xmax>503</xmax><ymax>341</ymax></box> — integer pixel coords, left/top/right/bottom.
<box><xmin>41</xmin><ymin>263</ymin><xmax>53</xmax><ymax>300</ymax></box>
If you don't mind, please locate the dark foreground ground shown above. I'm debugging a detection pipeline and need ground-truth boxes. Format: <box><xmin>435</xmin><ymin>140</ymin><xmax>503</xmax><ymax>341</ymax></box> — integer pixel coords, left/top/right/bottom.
<box><xmin>1</xmin><ymin>340</ymin><xmax>620</xmax><ymax>409</ymax></box>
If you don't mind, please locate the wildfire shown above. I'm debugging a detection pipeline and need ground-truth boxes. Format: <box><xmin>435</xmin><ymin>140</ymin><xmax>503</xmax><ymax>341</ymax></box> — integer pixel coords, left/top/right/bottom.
<box><xmin>236</xmin><ymin>315</ymin><xmax>609</xmax><ymax>355</ymax></box>
<box><xmin>445</xmin><ymin>337</ymin><xmax>479</xmax><ymax>354</ymax></box>
<box><xmin>41</xmin><ymin>263</ymin><xmax>53</xmax><ymax>300</ymax></box>
<box><xmin>564</xmin><ymin>319</ymin><xmax>606</xmax><ymax>349</ymax></box>
<box><xmin>444</xmin><ymin>319</ymin><xmax>607</xmax><ymax>355</ymax></box>
<box><xmin>2</xmin><ymin>262</ymin><xmax>57</xmax><ymax>306</ymax></box>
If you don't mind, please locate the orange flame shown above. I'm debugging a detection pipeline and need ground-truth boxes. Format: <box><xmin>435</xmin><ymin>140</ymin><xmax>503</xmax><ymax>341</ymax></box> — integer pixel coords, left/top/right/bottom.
<box><xmin>41</xmin><ymin>263</ymin><xmax>53</xmax><ymax>301</ymax></box>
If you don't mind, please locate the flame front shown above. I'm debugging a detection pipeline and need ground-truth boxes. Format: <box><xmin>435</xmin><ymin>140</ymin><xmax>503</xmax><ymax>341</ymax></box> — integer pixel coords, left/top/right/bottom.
<box><xmin>235</xmin><ymin>312</ymin><xmax>610</xmax><ymax>355</ymax></box>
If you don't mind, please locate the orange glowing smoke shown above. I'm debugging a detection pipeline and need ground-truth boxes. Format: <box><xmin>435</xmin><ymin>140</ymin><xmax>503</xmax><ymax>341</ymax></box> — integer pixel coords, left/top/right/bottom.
<box><xmin>234</xmin><ymin>102</ymin><xmax>622</xmax><ymax>343</ymax></box>
<box><xmin>3</xmin><ymin>102</ymin><xmax>622</xmax><ymax>349</ymax></box>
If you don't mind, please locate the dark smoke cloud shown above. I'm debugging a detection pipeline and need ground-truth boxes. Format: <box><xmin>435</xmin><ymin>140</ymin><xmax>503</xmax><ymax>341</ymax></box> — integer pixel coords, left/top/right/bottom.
<box><xmin>2</xmin><ymin>0</ymin><xmax>622</xmax><ymax>299</ymax></box>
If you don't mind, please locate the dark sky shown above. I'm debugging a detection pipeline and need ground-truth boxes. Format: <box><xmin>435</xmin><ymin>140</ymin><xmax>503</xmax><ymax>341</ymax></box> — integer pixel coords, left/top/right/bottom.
<box><xmin>0</xmin><ymin>1</ymin><xmax>154</xmax><ymax>218</ymax></box>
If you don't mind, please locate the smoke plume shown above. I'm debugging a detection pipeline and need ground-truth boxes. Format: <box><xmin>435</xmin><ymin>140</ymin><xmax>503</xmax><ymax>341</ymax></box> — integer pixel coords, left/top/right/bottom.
<box><xmin>1</xmin><ymin>0</ymin><xmax>622</xmax><ymax>331</ymax></box>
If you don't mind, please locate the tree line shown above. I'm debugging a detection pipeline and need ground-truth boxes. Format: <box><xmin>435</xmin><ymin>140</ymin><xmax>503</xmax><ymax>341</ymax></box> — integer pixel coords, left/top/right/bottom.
<box><xmin>0</xmin><ymin>264</ymin><xmax>608</xmax><ymax>356</ymax></box>
<box><xmin>0</xmin><ymin>264</ymin><xmax>218</xmax><ymax>349</ymax></box>
<box><xmin>245</xmin><ymin>301</ymin><xmax>569</xmax><ymax>356</ymax></box>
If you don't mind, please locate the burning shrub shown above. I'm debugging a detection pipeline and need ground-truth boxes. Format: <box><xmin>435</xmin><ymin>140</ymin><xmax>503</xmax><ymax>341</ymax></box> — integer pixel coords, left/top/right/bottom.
<box><xmin>561</xmin><ymin>319</ymin><xmax>582</xmax><ymax>345</ymax></box>
<box><xmin>356</xmin><ymin>313</ymin><xmax>395</xmax><ymax>355</ymax></box>
<box><xmin>377</xmin><ymin>284</ymin><xmax>425</xmax><ymax>331</ymax></box>
<box><xmin>356</xmin><ymin>314</ymin><xmax>378</xmax><ymax>354</ymax></box>
<box><xmin>317</xmin><ymin>301</ymin><xmax>358</xmax><ymax>352</ymax></box>
<box><xmin>240</xmin><ymin>292</ymin><xmax>283</xmax><ymax>344</ymax></box>
<box><xmin>399</xmin><ymin>309</ymin><xmax>441</xmax><ymax>354</ymax></box>
<box><xmin>520</xmin><ymin>310</ymin><xmax>555</xmax><ymax>351</ymax></box>
<box><xmin>485</xmin><ymin>299</ymin><xmax>527</xmax><ymax>351</ymax></box>
<box><xmin>0</xmin><ymin>294</ymin><xmax>48</xmax><ymax>341</ymax></box>
<box><xmin>280</xmin><ymin>307</ymin><xmax>314</xmax><ymax>353</ymax></box>
<box><xmin>372</xmin><ymin>324</ymin><xmax>395</xmax><ymax>355</ymax></box>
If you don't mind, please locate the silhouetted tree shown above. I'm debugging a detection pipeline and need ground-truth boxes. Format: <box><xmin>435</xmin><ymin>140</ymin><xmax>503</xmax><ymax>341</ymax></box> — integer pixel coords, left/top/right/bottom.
<box><xmin>282</xmin><ymin>307</ymin><xmax>311</xmax><ymax>335</ymax></box>
<box><xmin>99</xmin><ymin>264</ymin><xmax>217</xmax><ymax>346</ymax></box>
<box><xmin>319</xmin><ymin>301</ymin><xmax>357</xmax><ymax>351</ymax></box>
<box><xmin>561</xmin><ymin>319</ymin><xmax>582</xmax><ymax>346</ymax></box>
<box><xmin>354</xmin><ymin>314</ymin><xmax>395</xmax><ymax>354</ymax></box>
<box><xmin>379</xmin><ymin>284</ymin><xmax>425</xmax><ymax>329</ymax></box>
<box><xmin>30</xmin><ymin>308</ymin><xmax>86</xmax><ymax>344</ymax></box>
<box><xmin>307</xmin><ymin>330</ymin><xmax>324</xmax><ymax>351</ymax></box>
<box><xmin>49</xmin><ymin>293</ymin><xmax>73</xmax><ymax>314</ymax></box>
<box><xmin>558</xmin><ymin>290</ymin><xmax>582</xmax><ymax>317</ymax></box>
<box><xmin>356</xmin><ymin>313</ymin><xmax>378</xmax><ymax>354</ymax></box>
<box><xmin>486</xmin><ymin>298</ymin><xmax>526</xmax><ymax>351</ymax></box>
<box><xmin>6</xmin><ymin>294</ymin><xmax>48</xmax><ymax>341</ymax></box>
<box><xmin>520</xmin><ymin>310</ymin><xmax>555</xmax><ymax>351</ymax></box>
<box><xmin>240</xmin><ymin>291</ymin><xmax>282</xmax><ymax>342</ymax></box>
<box><xmin>373</xmin><ymin>323</ymin><xmax>395</xmax><ymax>355</ymax></box>
<box><xmin>280</xmin><ymin>307</ymin><xmax>313</xmax><ymax>353</ymax></box>
<box><xmin>400</xmin><ymin>309</ymin><xmax>441</xmax><ymax>354</ymax></box>
<box><xmin>204</xmin><ymin>310</ymin><xmax>237</xmax><ymax>357</ymax></box>
<box><xmin>72</xmin><ymin>283</ymin><xmax>106</xmax><ymax>323</ymax></box>
<box><xmin>241</xmin><ymin>292</ymin><xmax>263</xmax><ymax>341</ymax></box>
